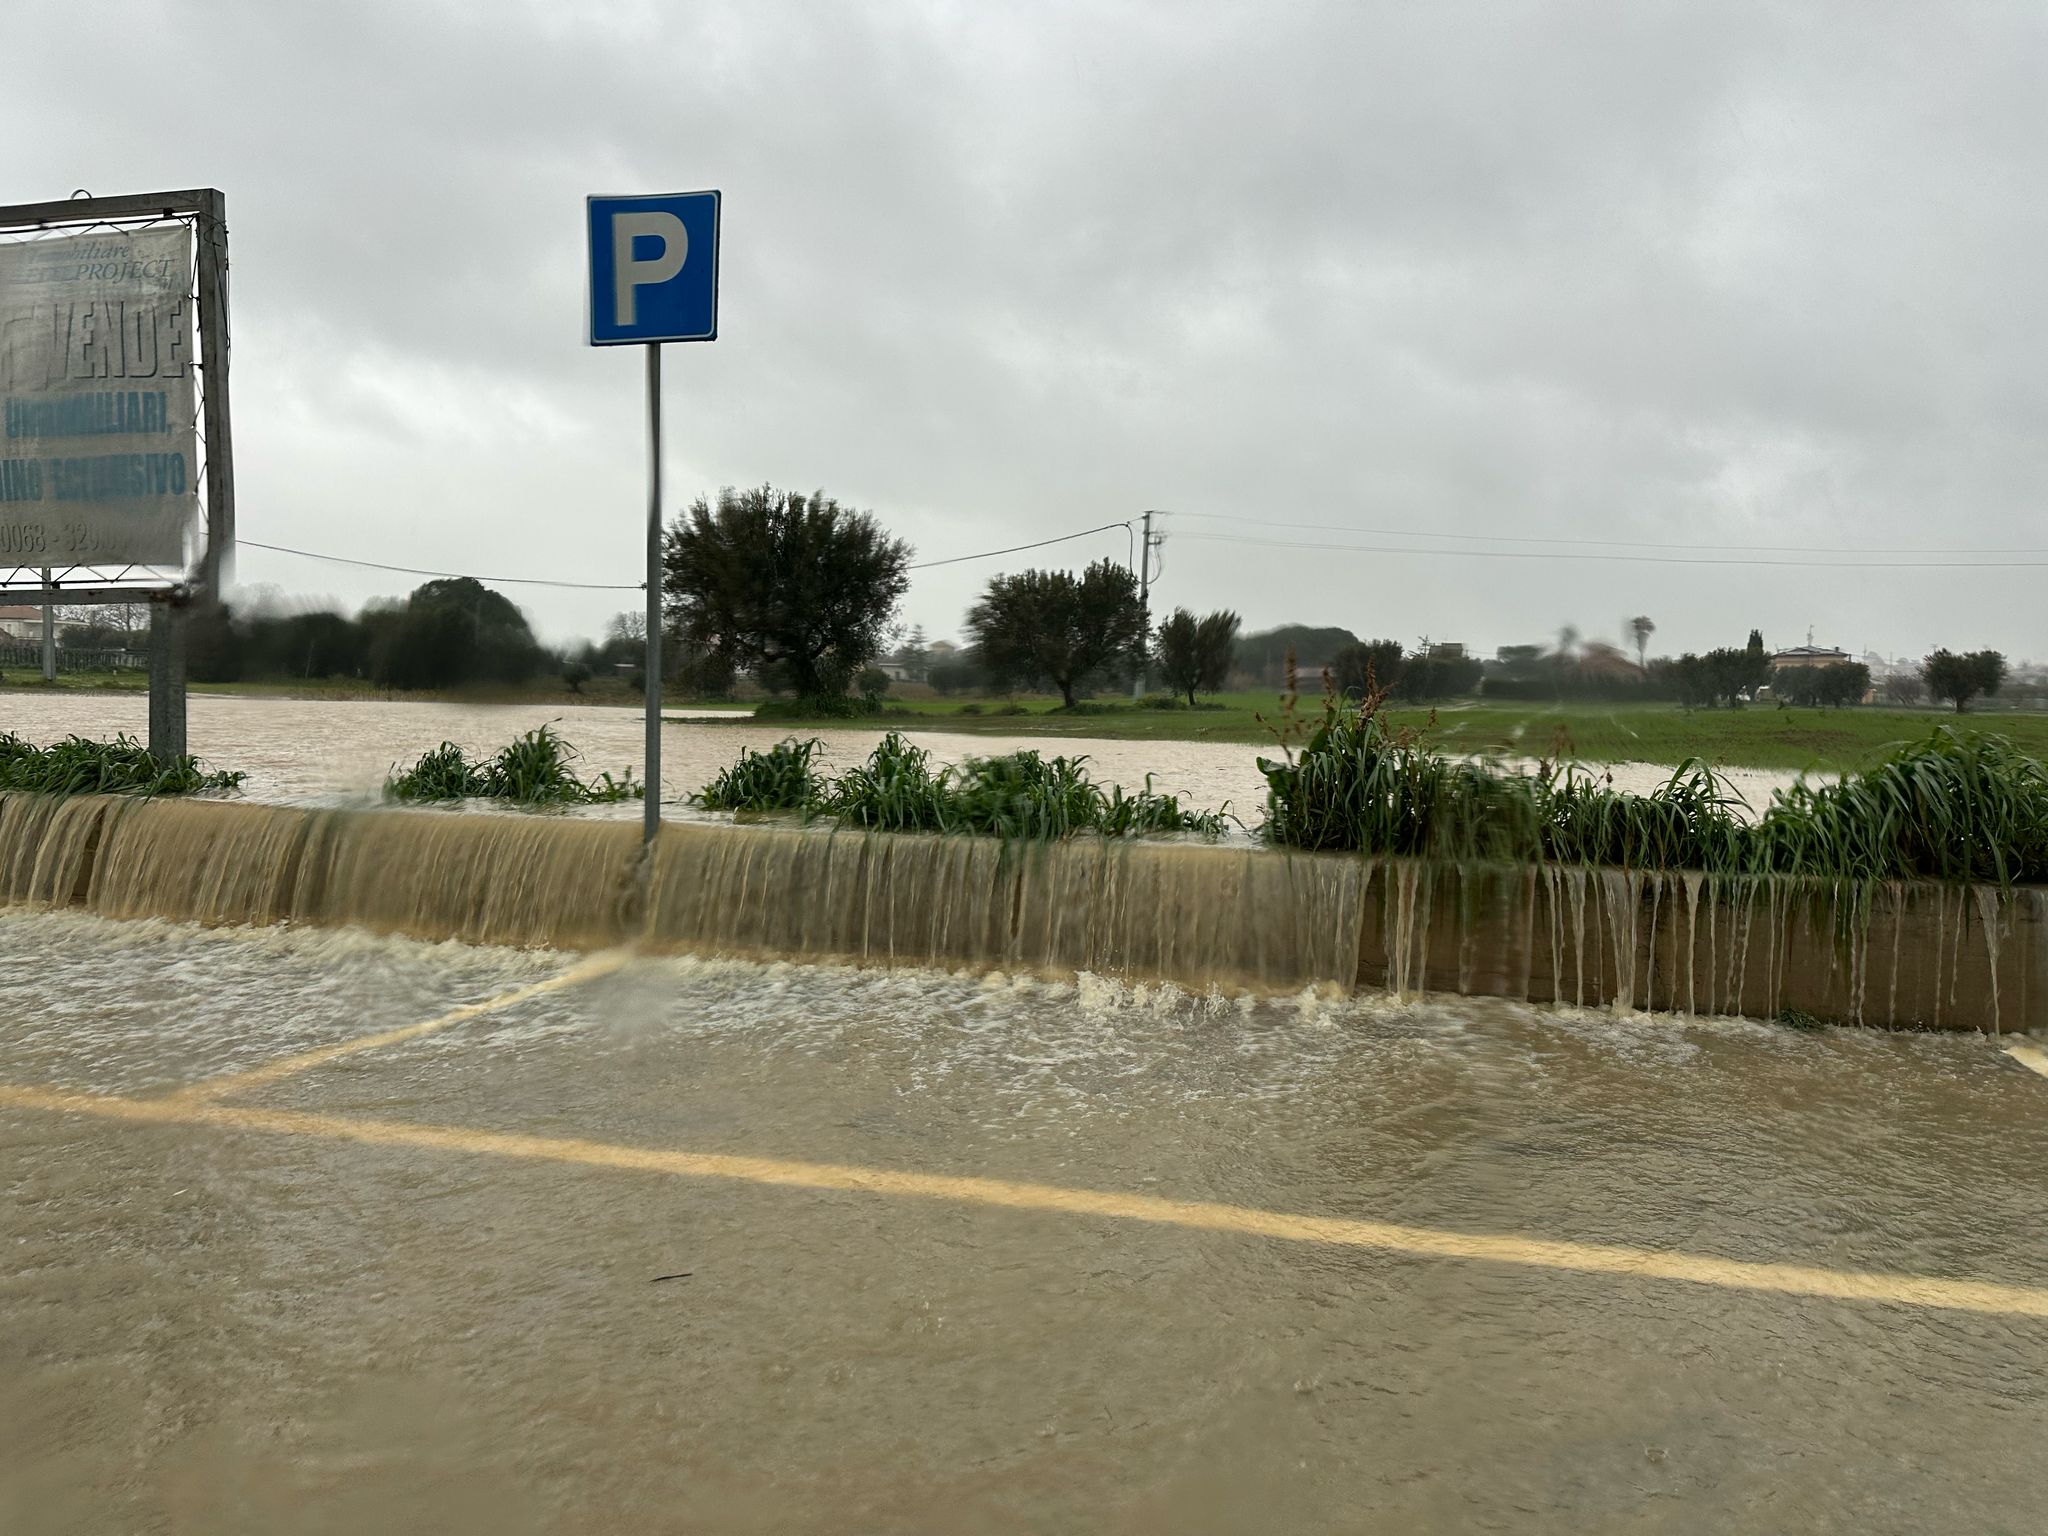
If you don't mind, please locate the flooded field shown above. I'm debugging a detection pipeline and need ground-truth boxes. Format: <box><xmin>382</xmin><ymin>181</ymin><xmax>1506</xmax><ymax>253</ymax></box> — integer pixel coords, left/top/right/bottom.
<box><xmin>1</xmin><ymin>909</ymin><xmax>2044</xmax><ymax>1531</ymax></box>
<box><xmin>0</xmin><ymin>694</ymin><xmax>1809</xmax><ymax>819</ymax></box>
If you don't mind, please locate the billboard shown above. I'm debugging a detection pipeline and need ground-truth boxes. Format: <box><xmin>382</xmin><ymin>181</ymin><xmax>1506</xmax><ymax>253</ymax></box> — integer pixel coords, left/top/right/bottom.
<box><xmin>0</xmin><ymin>227</ymin><xmax>198</xmax><ymax>568</ymax></box>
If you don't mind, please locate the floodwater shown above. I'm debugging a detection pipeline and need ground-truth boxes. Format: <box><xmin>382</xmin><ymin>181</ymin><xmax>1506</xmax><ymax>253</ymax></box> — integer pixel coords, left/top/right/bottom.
<box><xmin>0</xmin><ymin>693</ymin><xmax>1808</xmax><ymax>819</ymax></box>
<box><xmin>1</xmin><ymin>698</ymin><xmax>2030</xmax><ymax>1527</ymax></box>
<box><xmin>1</xmin><ymin>909</ymin><xmax>2044</xmax><ymax>1531</ymax></box>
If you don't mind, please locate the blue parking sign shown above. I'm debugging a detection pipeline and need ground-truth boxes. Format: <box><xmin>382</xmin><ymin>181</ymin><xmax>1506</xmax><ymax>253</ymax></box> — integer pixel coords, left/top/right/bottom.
<box><xmin>587</xmin><ymin>191</ymin><xmax>720</xmax><ymax>345</ymax></box>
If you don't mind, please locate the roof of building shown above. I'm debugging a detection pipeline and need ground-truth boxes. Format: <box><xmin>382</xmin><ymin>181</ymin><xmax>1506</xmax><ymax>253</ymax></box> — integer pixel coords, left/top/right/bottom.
<box><xmin>1771</xmin><ymin>644</ymin><xmax>1851</xmax><ymax>661</ymax></box>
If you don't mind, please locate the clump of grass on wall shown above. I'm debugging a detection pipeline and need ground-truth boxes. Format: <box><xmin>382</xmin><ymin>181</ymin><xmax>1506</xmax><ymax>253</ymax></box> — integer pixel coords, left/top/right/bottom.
<box><xmin>1259</xmin><ymin>687</ymin><xmax>2048</xmax><ymax>885</ymax></box>
<box><xmin>696</xmin><ymin>737</ymin><xmax>824</xmax><ymax>813</ymax></box>
<box><xmin>386</xmin><ymin>725</ymin><xmax>641</xmax><ymax>805</ymax></box>
<box><xmin>694</xmin><ymin>732</ymin><xmax>1228</xmax><ymax>840</ymax></box>
<box><xmin>0</xmin><ymin>732</ymin><xmax>244</xmax><ymax>796</ymax></box>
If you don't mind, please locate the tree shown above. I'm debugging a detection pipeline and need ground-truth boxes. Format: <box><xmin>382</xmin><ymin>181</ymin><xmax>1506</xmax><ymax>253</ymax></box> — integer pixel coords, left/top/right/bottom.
<box><xmin>1672</xmin><ymin>647</ymin><xmax>1767</xmax><ymax>708</ymax></box>
<box><xmin>58</xmin><ymin>601</ymin><xmax>146</xmax><ymax>650</ymax></box>
<box><xmin>1153</xmin><ymin>608</ymin><xmax>1241</xmax><ymax>705</ymax></box>
<box><xmin>1628</xmin><ymin>615</ymin><xmax>1655</xmax><ymax>670</ymax></box>
<box><xmin>1330</xmin><ymin>638</ymin><xmax>1404</xmax><ymax>700</ymax></box>
<box><xmin>662</xmin><ymin>484</ymin><xmax>910</xmax><ymax>702</ymax></box>
<box><xmin>369</xmin><ymin>578</ymin><xmax>544</xmax><ymax>690</ymax></box>
<box><xmin>966</xmin><ymin>559</ymin><xmax>1145</xmax><ymax>708</ymax></box>
<box><xmin>1774</xmin><ymin>661</ymin><xmax>1870</xmax><ymax>709</ymax></box>
<box><xmin>891</xmin><ymin>623</ymin><xmax>931</xmax><ymax>682</ymax></box>
<box><xmin>927</xmin><ymin>656</ymin><xmax>984</xmax><ymax>695</ymax></box>
<box><xmin>1823</xmin><ymin>661</ymin><xmax>1872</xmax><ymax>707</ymax></box>
<box><xmin>1922</xmin><ymin>648</ymin><xmax>2007</xmax><ymax>713</ymax></box>
<box><xmin>1882</xmin><ymin>670</ymin><xmax>1927</xmax><ymax>706</ymax></box>
<box><xmin>1396</xmin><ymin>648</ymin><xmax>1483</xmax><ymax>701</ymax></box>
<box><xmin>1234</xmin><ymin>624</ymin><xmax>1360</xmax><ymax>687</ymax></box>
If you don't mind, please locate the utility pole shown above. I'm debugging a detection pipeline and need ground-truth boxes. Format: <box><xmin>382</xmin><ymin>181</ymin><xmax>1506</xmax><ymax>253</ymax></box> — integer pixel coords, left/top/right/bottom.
<box><xmin>1132</xmin><ymin>509</ymin><xmax>1162</xmax><ymax>698</ymax></box>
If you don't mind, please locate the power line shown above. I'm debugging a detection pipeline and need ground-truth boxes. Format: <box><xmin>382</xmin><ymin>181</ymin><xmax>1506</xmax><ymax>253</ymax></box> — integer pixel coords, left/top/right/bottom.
<box><xmin>1171</xmin><ymin>531</ymin><xmax>2048</xmax><ymax>569</ymax></box>
<box><xmin>242</xmin><ymin>519</ymin><xmax>1132</xmax><ymax>592</ymax></box>
<box><xmin>1161</xmin><ymin>509</ymin><xmax>2048</xmax><ymax>558</ymax></box>
<box><xmin>239</xmin><ymin>540</ymin><xmax>642</xmax><ymax>590</ymax></box>
<box><xmin>908</xmin><ymin>521</ymin><xmax>1131</xmax><ymax>570</ymax></box>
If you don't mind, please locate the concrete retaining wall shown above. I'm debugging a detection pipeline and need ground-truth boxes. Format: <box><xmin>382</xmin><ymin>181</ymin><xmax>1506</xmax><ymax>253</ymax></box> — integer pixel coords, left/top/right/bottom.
<box><xmin>0</xmin><ymin>792</ymin><xmax>2037</xmax><ymax>1030</ymax></box>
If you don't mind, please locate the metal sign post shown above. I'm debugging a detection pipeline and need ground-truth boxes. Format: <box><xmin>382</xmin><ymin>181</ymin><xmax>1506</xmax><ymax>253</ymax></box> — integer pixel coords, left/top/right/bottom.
<box><xmin>643</xmin><ymin>343</ymin><xmax>663</xmax><ymax>849</ymax></box>
<box><xmin>586</xmin><ymin>190</ymin><xmax>721</xmax><ymax>850</ymax></box>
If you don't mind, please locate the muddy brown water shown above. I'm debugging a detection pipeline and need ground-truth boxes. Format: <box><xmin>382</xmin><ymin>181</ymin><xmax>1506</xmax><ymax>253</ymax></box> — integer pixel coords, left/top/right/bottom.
<box><xmin>0</xmin><ymin>694</ymin><xmax>1808</xmax><ymax>819</ymax></box>
<box><xmin>1</xmin><ymin>698</ymin><xmax>2038</xmax><ymax>1528</ymax></box>
<box><xmin>2</xmin><ymin>910</ymin><xmax>2045</xmax><ymax>1532</ymax></box>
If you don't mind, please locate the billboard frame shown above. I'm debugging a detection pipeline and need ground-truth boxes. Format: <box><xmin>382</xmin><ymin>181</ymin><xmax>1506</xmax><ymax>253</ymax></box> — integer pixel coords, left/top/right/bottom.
<box><xmin>0</xmin><ymin>188</ymin><xmax>235</xmax><ymax>759</ymax></box>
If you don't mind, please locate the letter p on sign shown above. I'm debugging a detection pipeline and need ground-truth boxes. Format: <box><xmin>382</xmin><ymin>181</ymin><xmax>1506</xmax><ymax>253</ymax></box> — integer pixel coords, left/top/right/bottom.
<box><xmin>587</xmin><ymin>191</ymin><xmax>720</xmax><ymax>345</ymax></box>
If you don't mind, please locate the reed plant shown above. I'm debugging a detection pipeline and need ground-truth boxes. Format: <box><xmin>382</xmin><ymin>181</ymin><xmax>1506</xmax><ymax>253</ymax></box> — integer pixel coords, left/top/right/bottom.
<box><xmin>1260</xmin><ymin>690</ymin><xmax>2048</xmax><ymax>885</ymax></box>
<box><xmin>386</xmin><ymin>725</ymin><xmax>641</xmax><ymax>805</ymax></box>
<box><xmin>0</xmin><ymin>732</ymin><xmax>245</xmax><ymax>796</ymax></box>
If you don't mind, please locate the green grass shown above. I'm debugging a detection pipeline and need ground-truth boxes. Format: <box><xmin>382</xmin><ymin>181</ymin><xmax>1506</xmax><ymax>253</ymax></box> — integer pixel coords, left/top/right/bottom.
<box><xmin>673</xmin><ymin>692</ymin><xmax>2048</xmax><ymax>774</ymax></box>
<box><xmin>693</xmin><ymin>732</ymin><xmax>1228</xmax><ymax>839</ymax></box>
<box><xmin>0</xmin><ymin>669</ymin><xmax>150</xmax><ymax>693</ymax></box>
<box><xmin>386</xmin><ymin>725</ymin><xmax>643</xmax><ymax>805</ymax></box>
<box><xmin>0</xmin><ymin>732</ymin><xmax>244</xmax><ymax>795</ymax></box>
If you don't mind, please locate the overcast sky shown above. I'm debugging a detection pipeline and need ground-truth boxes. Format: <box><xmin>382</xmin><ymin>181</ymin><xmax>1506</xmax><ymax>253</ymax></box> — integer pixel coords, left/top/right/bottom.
<box><xmin>10</xmin><ymin>0</ymin><xmax>2047</xmax><ymax>662</ymax></box>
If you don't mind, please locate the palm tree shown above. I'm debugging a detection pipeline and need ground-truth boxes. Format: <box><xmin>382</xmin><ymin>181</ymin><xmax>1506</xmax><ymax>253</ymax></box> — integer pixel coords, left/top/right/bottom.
<box><xmin>1627</xmin><ymin>615</ymin><xmax>1655</xmax><ymax>670</ymax></box>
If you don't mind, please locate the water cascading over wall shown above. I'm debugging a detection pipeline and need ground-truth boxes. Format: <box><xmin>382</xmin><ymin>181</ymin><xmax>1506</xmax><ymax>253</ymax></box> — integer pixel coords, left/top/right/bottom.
<box><xmin>0</xmin><ymin>791</ymin><xmax>2040</xmax><ymax>1030</ymax></box>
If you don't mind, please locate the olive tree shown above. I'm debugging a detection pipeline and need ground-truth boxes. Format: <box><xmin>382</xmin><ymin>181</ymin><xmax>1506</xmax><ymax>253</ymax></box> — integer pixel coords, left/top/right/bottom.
<box><xmin>1154</xmin><ymin>607</ymin><xmax>1241</xmax><ymax>705</ymax></box>
<box><xmin>966</xmin><ymin>559</ymin><xmax>1144</xmax><ymax>708</ymax></box>
<box><xmin>1922</xmin><ymin>648</ymin><xmax>2007</xmax><ymax>713</ymax></box>
<box><xmin>662</xmin><ymin>485</ymin><xmax>910</xmax><ymax>704</ymax></box>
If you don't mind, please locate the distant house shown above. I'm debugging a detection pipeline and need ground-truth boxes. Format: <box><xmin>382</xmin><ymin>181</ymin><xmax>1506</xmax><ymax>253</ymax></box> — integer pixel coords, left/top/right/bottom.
<box><xmin>0</xmin><ymin>605</ymin><xmax>51</xmax><ymax>642</ymax></box>
<box><xmin>1770</xmin><ymin>644</ymin><xmax>1852</xmax><ymax>671</ymax></box>
<box><xmin>1576</xmin><ymin>641</ymin><xmax>1643</xmax><ymax>679</ymax></box>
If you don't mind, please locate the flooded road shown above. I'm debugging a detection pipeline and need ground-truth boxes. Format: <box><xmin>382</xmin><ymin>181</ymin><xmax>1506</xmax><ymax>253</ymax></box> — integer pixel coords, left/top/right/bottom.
<box><xmin>0</xmin><ymin>693</ymin><xmax>1807</xmax><ymax>819</ymax></box>
<box><xmin>3</xmin><ymin>909</ymin><xmax>2044</xmax><ymax>1532</ymax></box>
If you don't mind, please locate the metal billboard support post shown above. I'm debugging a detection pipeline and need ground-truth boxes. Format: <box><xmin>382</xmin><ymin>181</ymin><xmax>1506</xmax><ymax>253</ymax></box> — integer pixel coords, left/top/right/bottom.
<box><xmin>147</xmin><ymin>598</ymin><xmax>188</xmax><ymax>760</ymax></box>
<box><xmin>38</xmin><ymin>570</ymin><xmax>54</xmax><ymax>681</ymax></box>
<box><xmin>194</xmin><ymin>188</ymin><xmax>236</xmax><ymax>594</ymax></box>
<box><xmin>643</xmin><ymin>343</ymin><xmax>664</xmax><ymax>850</ymax></box>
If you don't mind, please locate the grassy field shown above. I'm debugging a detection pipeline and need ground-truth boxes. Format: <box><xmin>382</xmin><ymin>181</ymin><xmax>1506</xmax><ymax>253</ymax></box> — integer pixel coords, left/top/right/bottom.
<box><xmin>669</xmin><ymin>692</ymin><xmax>2048</xmax><ymax>774</ymax></box>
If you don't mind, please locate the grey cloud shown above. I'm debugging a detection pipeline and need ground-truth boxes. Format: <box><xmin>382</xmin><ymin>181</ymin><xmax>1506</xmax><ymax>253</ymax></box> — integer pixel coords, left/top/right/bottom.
<box><xmin>8</xmin><ymin>0</ymin><xmax>2045</xmax><ymax>662</ymax></box>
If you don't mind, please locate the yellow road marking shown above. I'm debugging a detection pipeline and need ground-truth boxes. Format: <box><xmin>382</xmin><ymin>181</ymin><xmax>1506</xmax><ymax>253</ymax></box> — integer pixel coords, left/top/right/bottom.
<box><xmin>4</xmin><ymin>1082</ymin><xmax>2045</xmax><ymax>1319</ymax></box>
<box><xmin>2005</xmin><ymin>1040</ymin><xmax>2048</xmax><ymax>1081</ymax></box>
<box><xmin>166</xmin><ymin>949</ymin><xmax>634</xmax><ymax>1104</ymax></box>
